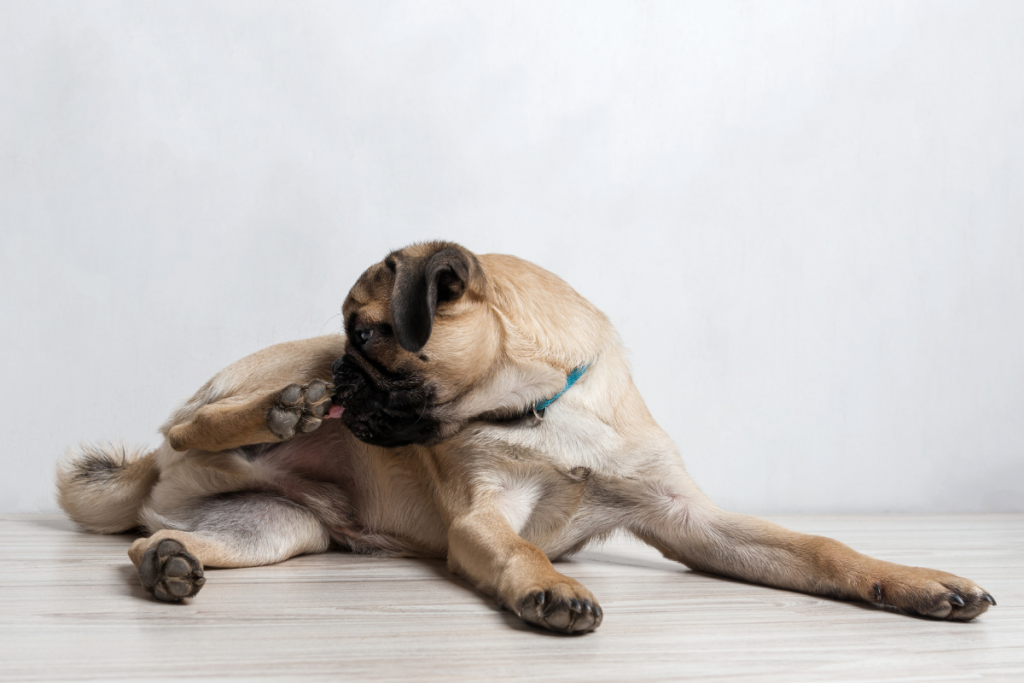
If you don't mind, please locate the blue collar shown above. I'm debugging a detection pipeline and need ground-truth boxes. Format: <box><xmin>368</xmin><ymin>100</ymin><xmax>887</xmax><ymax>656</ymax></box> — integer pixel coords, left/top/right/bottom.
<box><xmin>534</xmin><ymin>364</ymin><xmax>590</xmax><ymax>413</ymax></box>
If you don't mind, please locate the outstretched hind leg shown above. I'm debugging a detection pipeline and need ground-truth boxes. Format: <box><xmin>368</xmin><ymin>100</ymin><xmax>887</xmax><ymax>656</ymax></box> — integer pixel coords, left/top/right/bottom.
<box><xmin>628</xmin><ymin>466</ymin><xmax>996</xmax><ymax>620</ymax></box>
<box><xmin>129</xmin><ymin>492</ymin><xmax>331</xmax><ymax>602</ymax></box>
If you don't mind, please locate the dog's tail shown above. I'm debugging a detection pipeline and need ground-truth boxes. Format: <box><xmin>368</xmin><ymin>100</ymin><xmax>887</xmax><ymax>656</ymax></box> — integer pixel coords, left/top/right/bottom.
<box><xmin>56</xmin><ymin>443</ymin><xmax>160</xmax><ymax>533</ymax></box>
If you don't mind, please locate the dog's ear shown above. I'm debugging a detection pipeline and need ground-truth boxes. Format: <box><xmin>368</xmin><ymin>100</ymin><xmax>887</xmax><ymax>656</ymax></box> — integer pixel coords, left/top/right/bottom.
<box><xmin>391</xmin><ymin>244</ymin><xmax>483</xmax><ymax>352</ymax></box>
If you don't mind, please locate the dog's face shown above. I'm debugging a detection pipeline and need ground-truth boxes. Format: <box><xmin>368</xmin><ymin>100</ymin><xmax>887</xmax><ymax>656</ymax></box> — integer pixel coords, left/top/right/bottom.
<box><xmin>334</xmin><ymin>241</ymin><xmax>501</xmax><ymax>447</ymax></box>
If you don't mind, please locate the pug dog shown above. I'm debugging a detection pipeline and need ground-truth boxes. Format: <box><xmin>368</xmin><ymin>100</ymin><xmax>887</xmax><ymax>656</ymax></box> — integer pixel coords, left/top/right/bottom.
<box><xmin>58</xmin><ymin>241</ymin><xmax>995</xmax><ymax>633</ymax></box>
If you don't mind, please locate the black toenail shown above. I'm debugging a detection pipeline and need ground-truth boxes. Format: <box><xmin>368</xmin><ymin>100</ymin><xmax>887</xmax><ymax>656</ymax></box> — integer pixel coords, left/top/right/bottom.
<box><xmin>949</xmin><ymin>594</ymin><xmax>965</xmax><ymax>607</ymax></box>
<box><xmin>981</xmin><ymin>593</ymin><xmax>996</xmax><ymax>606</ymax></box>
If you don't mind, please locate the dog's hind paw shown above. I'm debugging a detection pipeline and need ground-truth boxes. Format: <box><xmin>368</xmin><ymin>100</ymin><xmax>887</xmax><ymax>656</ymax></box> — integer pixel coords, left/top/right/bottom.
<box><xmin>867</xmin><ymin>566</ymin><xmax>995</xmax><ymax>620</ymax></box>
<box><xmin>266</xmin><ymin>379</ymin><xmax>334</xmax><ymax>440</ymax></box>
<box><xmin>138</xmin><ymin>539</ymin><xmax>205</xmax><ymax>602</ymax></box>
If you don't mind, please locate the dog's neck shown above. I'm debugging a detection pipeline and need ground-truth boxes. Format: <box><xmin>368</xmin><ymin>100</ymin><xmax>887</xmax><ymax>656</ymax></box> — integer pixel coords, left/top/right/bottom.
<box><xmin>480</xmin><ymin>364</ymin><xmax>590</xmax><ymax>424</ymax></box>
<box><xmin>533</xmin><ymin>364</ymin><xmax>590</xmax><ymax>413</ymax></box>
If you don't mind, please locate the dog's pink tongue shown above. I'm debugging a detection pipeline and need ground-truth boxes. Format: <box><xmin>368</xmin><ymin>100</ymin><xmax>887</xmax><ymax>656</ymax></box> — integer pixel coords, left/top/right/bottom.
<box><xmin>326</xmin><ymin>404</ymin><xmax>344</xmax><ymax>420</ymax></box>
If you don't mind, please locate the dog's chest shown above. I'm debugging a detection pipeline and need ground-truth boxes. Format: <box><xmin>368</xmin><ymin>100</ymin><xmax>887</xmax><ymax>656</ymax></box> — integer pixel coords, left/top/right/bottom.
<box><xmin>494</xmin><ymin>404</ymin><xmax>629</xmax><ymax>474</ymax></box>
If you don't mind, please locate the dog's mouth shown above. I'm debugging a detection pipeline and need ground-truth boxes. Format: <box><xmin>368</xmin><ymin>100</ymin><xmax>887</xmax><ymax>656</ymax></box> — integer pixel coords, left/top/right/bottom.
<box><xmin>331</xmin><ymin>353</ymin><xmax>440</xmax><ymax>447</ymax></box>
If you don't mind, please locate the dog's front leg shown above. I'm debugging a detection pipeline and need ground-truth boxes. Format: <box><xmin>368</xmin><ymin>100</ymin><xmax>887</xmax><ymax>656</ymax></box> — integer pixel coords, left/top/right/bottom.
<box><xmin>630</xmin><ymin>465</ymin><xmax>995</xmax><ymax>620</ymax></box>
<box><xmin>445</xmin><ymin>502</ymin><xmax>602</xmax><ymax>634</ymax></box>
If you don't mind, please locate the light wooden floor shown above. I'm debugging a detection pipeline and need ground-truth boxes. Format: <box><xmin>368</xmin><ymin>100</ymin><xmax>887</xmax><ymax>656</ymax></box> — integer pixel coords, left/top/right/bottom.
<box><xmin>0</xmin><ymin>515</ymin><xmax>1021</xmax><ymax>682</ymax></box>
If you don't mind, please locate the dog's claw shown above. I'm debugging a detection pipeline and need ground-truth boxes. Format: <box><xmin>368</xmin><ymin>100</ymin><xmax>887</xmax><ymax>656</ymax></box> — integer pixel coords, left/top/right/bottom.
<box><xmin>981</xmin><ymin>593</ymin><xmax>996</xmax><ymax>606</ymax></box>
<box><xmin>949</xmin><ymin>594</ymin><xmax>965</xmax><ymax>607</ymax></box>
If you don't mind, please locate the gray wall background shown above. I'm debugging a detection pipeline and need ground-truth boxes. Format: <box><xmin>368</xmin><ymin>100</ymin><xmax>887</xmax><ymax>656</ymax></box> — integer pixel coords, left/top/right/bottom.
<box><xmin>2</xmin><ymin>1</ymin><xmax>1022</xmax><ymax>514</ymax></box>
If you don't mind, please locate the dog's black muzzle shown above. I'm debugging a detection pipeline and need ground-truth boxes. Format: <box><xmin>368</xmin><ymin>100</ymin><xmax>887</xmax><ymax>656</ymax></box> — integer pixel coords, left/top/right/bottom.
<box><xmin>331</xmin><ymin>355</ymin><xmax>440</xmax><ymax>447</ymax></box>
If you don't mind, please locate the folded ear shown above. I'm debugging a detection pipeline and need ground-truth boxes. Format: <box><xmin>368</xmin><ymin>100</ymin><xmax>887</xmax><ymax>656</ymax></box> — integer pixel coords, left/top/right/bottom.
<box><xmin>390</xmin><ymin>245</ymin><xmax>482</xmax><ymax>352</ymax></box>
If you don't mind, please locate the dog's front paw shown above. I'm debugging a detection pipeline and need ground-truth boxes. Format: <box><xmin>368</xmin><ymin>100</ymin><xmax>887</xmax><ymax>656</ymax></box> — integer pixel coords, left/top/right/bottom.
<box><xmin>868</xmin><ymin>565</ymin><xmax>995</xmax><ymax>620</ymax></box>
<box><xmin>138</xmin><ymin>539</ymin><xmax>205</xmax><ymax>602</ymax></box>
<box><xmin>266</xmin><ymin>380</ymin><xmax>334</xmax><ymax>439</ymax></box>
<box><xmin>506</xmin><ymin>579</ymin><xmax>603</xmax><ymax>634</ymax></box>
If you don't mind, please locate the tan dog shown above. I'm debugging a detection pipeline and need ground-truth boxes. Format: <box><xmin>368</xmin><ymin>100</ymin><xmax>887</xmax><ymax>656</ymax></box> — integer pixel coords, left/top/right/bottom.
<box><xmin>58</xmin><ymin>241</ymin><xmax>995</xmax><ymax>633</ymax></box>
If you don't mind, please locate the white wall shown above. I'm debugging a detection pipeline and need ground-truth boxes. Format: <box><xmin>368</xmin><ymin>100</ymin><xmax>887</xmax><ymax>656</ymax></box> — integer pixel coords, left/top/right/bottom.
<box><xmin>2</xmin><ymin>1</ymin><xmax>1022</xmax><ymax>514</ymax></box>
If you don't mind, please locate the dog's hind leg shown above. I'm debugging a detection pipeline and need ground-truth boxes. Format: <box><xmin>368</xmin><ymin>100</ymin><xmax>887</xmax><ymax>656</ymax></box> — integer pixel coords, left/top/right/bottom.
<box><xmin>165</xmin><ymin>381</ymin><xmax>335</xmax><ymax>453</ymax></box>
<box><xmin>128</xmin><ymin>492</ymin><xmax>330</xmax><ymax>602</ymax></box>
<box><xmin>627</xmin><ymin>464</ymin><xmax>996</xmax><ymax>620</ymax></box>
<box><xmin>163</xmin><ymin>335</ymin><xmax>346</xmax><ymax>453</ymax></box>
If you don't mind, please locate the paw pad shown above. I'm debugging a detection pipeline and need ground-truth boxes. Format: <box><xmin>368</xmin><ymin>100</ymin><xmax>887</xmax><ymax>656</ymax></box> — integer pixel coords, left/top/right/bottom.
<box><xmin>139</xmin><ymin>539</ymin><xmax>205</xmax><ymax>602</ymax></box>
<box><xmin>266</xmin><ymin>380</ymin><xmax>334</xmax><ymax>440</ymax></box>
<box><xmin>513</xmin><ymin>583</ymin><xmax>602</xmax><ymax>634</ymax></box>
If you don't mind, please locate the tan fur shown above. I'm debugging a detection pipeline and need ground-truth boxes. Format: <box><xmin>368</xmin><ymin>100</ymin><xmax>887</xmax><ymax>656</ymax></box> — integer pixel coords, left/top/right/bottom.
<box><xmin>57</xmin><ymin>242</ymin><xmax>994</xmax><ymax>632</ymax></box>
<box><xmin>128</xmin><ymin>517</ymin><xmax>330</xmax><ymax>570</ymax></box>
<box><xmin>57</xmin><ymin>444</ymin><xmax>159</xmax><ymax>533</ymax></box>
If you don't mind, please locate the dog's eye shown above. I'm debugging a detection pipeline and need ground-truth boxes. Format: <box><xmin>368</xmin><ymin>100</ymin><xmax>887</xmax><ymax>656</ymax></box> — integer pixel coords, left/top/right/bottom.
<box><xmin>354</xmin><ymin>324</ymin><xmax>392</xmax><ymax>348</ymax></box>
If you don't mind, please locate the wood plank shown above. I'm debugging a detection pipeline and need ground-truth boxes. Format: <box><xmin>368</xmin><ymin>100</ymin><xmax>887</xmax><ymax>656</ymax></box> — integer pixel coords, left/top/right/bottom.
<box><xmin>0</xmin><ymin>514</ymin><xmax>1021</xmax><ymax>682</ymax></box>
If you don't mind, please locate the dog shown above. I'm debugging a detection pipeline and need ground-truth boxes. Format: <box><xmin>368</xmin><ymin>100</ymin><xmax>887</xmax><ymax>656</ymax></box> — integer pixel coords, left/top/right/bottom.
<box><xmin>58</xmin><ymin>240</ymin><xmax>996</xmax><ymax>633</ymax></box>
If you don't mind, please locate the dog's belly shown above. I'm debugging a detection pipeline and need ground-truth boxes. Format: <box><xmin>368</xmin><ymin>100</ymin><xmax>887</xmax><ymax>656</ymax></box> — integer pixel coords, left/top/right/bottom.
<box><xmin>253</xmin><ymin>420</ymin><xmax>449</xmax><ymax>557</ymax></box>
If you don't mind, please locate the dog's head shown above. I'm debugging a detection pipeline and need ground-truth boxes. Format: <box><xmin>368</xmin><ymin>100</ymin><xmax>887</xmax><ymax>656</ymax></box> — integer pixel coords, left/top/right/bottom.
<box><xmin>333</xmin><ymin>241</ymin><xmax>500</xmax><ymax>447</ymax></box>
<box><xmin>334</xmin><ymin>241</ymin><xmax>609</xmax><ymax>448</ymax></box>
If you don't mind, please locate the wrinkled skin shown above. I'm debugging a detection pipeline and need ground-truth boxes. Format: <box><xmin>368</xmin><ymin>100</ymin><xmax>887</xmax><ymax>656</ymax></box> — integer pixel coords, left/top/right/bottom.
<box><xmin>332</xmin><ymin>355</ymin><xmax>441</xmax><ymax>447</ymax></box>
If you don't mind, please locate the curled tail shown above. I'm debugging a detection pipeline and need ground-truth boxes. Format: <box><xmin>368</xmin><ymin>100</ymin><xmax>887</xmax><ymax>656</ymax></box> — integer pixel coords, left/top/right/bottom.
<box><xmin>57</xmin><ymin>443</ymin><xmax>159</xmax><ymax>533</ymax></box>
